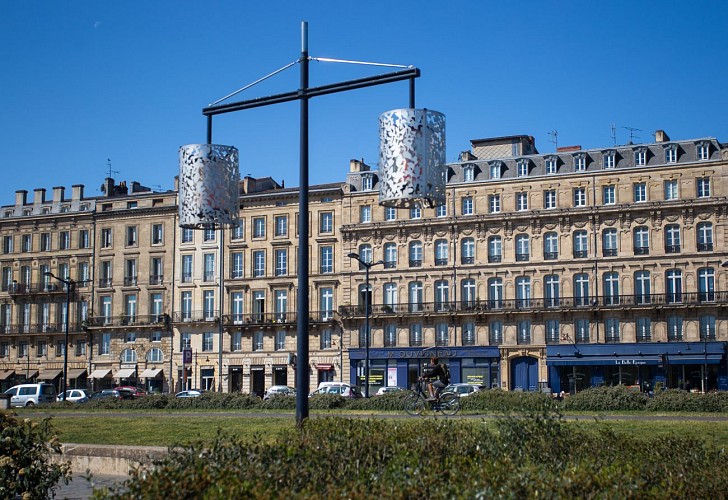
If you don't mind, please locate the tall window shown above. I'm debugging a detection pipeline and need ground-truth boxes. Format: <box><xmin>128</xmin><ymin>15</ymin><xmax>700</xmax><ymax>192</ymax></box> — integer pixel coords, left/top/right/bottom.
<box><xmin>516</xmin><ymin>192</ymin><xmax>528</xmax><ymax>211</ymax></box>
<box><xmin>634</xmin><ymin>149</ymin><xmax>647</xmax><ymax>166</ymax></box>
<box><xmin>408</xmin><ymin>241</ymin><xmax>423</xmax><ymax>267</ymax></box>
<box><xmin>275</xmin><ymin>331</ymin><xmax>286</xmax><ymax>351</ymax></box>
<box><xmin>321</xmin><ymin>328</ymin><xmax>334</xmax><ymax>349</ymax></box>
<box><xmin>461</xmin><ymin>196</ymin><xmax>474</xmax><ymax>215</ymax></box>
<box><xmin>517</xmin><ymin>320</ymin><xmax>531</xmax><ymax>344</ymax></box>
<box><xmin>664</xmin><ymin>180</ymin><xmax>678</xmax><ymax>200</ymax></box>
<box><xmin>21</xmin><ymin>234</ymin><xmax>31</xmax><ymax>253</ymax></box>
<box><xmin>231</xmin><ymin>221</ymin><xmax>244</xmax><ymax>240</ymax></box>
<box><xmin>697</xmin><ymin>222</ymin><xmax>713</xmax><ymax>251</ymax></box>
<box><xmin>253</xmin><ymin>331</ymin><xmax>264</xmax><ymax>351</ymax></box>
<box><xmin>488</xmin><ymin>236</ymin><xmax>503</xmax><ymax>262</ymax></box>
<box><xmin>253</xmin><ymin>217</ymin><xmax>265</xmax><ymax>238</ymax></box>
<box><xmin>665</xmin><ymin>224</ymin><xmax>681</xmax><ymax>253</ymax></box>
<box><xmin>603</xmin><ymin>272</ymin><xmax>620</xmax><ymax>306</ymax></box>
<box><xmin>231</xmin><ymin>292</ymin><xmax>244</xmax><ymax>324</ymax></box>
<box><xmin>516</xmin><ymin>277</ymin><xmax>531</xmax><ymax>308</ymax></box>
<box><xmin>202</xmin><ymin>332</ymin><xmax>214</xmax><ymax>352</ymax></box>
<box><xmin>488</xmin><ymin>194</ymin><xmax>501</xmax><ymax>213</ymax></box>
<box><xmin>100</xmin><ymin>333</ymin><xmax>111</xmax><ymax>355</ymax></box>
<box><xmin>274</xmin><ymin>290</ymin><xmax>288</xmax><ymax>322</ymax></box>
<box><xmin>434</xmin><ymin>240</ymin><xmax>448</xmax><ymax>266</ymax></box>
<box><xmin>320</xmin><ymin>246</ymin><xmax>333</xmax><ymax>273</ymax></box>
<box><xmin>544</xmin><ymin>190</ymin><xmax>557</xmax><ymax>209</ymax></box>
<box><xmin>667</xmin><ymin>316</ymin><xmax>683</xmax><ymax>341</ymax></box>
<box><xmin>633</xmin><ymin>226</ymin><xmax>649</xmax><ymax>255</ymax></box>
<box><xmin>489</xmin><ymin>321</ymin><xmax>502</xmax><ymax>345</ymax></box>
<box><xmin>203</xmin><ymin>290</ymin><xmax>215</xmax><ymax>320</ymax></box>
<box><xmin>274</xmin><ymin>215</ymin><xmax>288</xmax><ymax>237</ymax></box>
<box><xmin>517</xmin><ymin>160</ymin><xmax>529</xmax><ymax>177</ymax></box>
<box><xmin>124</xmin><ymin>258</ymin><xmax>137</xmax><ymax>286</ymax></box>
<box><xmin>698</xmin><ymin>268</ymin><xmax>715</xmax><ymax>302</ymax></box>
<box><xmin>181</xmin><ymin>255</ymin><xmax>193</xmax><ymax>283</ymax></box>
<box><xmin>700</xmin><ymin>315</ymin><xmax>716</xmax><ymax>341</ymax></box>
<box><xmin>544</xmin><ymin>275</ymin><xmax>560</xmax><ymax>307</ymax></box>
<box><xmin>633</xmin><ymin>182</ymin><xmax>647</xmax><ymax>203</ymax></box>
<box><xmin>409</xmin><ymin>324</ymin><xmax>422</xmax><ymax>347</ymax></box>
<box><xmin>253</xmin><ymin>291</ymin><xmax>265</xmax><ymax>322</ymax></box>
<box><xmin>488</xmin><ymin>278</ymin><xmax>503</xmax><ymax>309</ymax></box>
<box><xmin>546</xmin><ymin>320</ymin><xmax>560</xmax><ymax>344</ymax></box>
<box><xmin>574</xmin><ymin>154</ymin><xmax>586</xmax><ymax>171</ymax></box>
<box><xmin>602</xmin><ymin>228</ymin><xmax>618</xmax><ymax>257</ymax></box>
<box><xmin>41</xmin><ymin>233</ymin><xmax>52</xmax><ymax>251</ymax></box>
<box><xmin>636</xmin><ymin>318</ymin><xmax>651</xmax><ymax>342</ymax></box>
<box><xmin>253</xmin><ymin>250</ymin><xmax>265</xmax><ymax>277</ymax></box>
<box><xmin>462</xmin><ymin>322</ymin><xmax>475</xmax><ymax>346</ymax></box>
<box><xmin>461</xmin><ymin>238</ymin><xmax>475</xmax><ymax>264</ymax></box>
<box><xmin>697</xmin><ymin>143</ymin><xmax>710</xmax><ymax>160</ymax></box>
<box><xmin>602</xmin><ymin>185</ymin><xmax>616</xmax><ymax>205</ymax></box>
<box><xmin>410</xmin><ymin>204</ymin><xmax>421</xmax><ymax>219</ymax></box>
<box><xmin>408</xmin><ymin>281</ymin><xmax>423</xmax><ymax>312</ymax></box>
<box><xmin>603</xmin><ymin>151</ymin><xmax>616</xmax><ymax>169</ymax></box>
<box><xmin>101</xmin><ymin>296</ymin><xmax>112</xmax><ymax>324</ymax></box>
<box><xmin>605</xmin><ymin>318</ymin><xmax>620</xmax><ymax>343</ymax></box>
<box><xmin>434</xmin><ymin>280</ymin><xmax>449</xmax><ymax>311</ymax></box>
<box><xmin>320</xmin><ymin>287</ymin><xmax>334</xmax><ymax>321</ymax></box>
<box><xmin>383</xmin><ymin>242</ymin><xmax>397</xmax><ymax>268</ymax></box>
<box><xmin>490</xmin><ymin>162</ymin><xmax>501</xmax><ymax>179</ymax></box>
<box><xmin>463</xmin><ymin>165</ymin><xmax>474</xmax><ymax>181</ymax></box>
<box><xmin>59</xmin><ymin>231</ymin><xmax>70</xmax><ymax>250</ymax></box>
<box><xmin>124</xmin><ymin>294</ymin><xmax>137</xmax><ymax>323</ymax></box>
<box><xmin>573</xmin><ymin>230</ymin><xmax>588</xmax><ymax>258</ymax></box>
<box><xmin>385</xmin><ymin>206</ymin><xmax>397</xmax><ymax>221</ymax></box>
<box><xmin>151</xmin><ymin>293</ymin><xmax>163</xmax><ymax>321</ymax></box>
<box><xmin>383</xmin><ymin>282</ymin><xmax>398</xmax><ymax>309</ymax></box>
<box><xmin>634</xmin><ymin>271</ymin><xmax>651</xmax><ymax>305</ymax></box>
<box><xmin>435</xmin><ymin>204</ymin><xmax>447</xmax><ymax>217</ymax></box>
<box><xmin>665</xmin><ymin>146</ymin><xmax>677</xmax><ymax>163</ymax></box>
<box><xmin>126</xmin><ymin>226</ymin><xmax>138</xmax><ymax>246</ymax></box>
<box><xmin>203</xmin><ymin>253</ymin><xmax>215</xmax><ymax>281</ymax></box>
<box><xmin>362</xmin><ymin>174</ymin><xmax>374</xmax><ymax>191</ymax></box>
<box><xmin>180</xmin><ymin>291</ymin><xmax>192</xmax><ymax>321</ymax></box>
<box><xmin>515</xmin><ymin>234</ymin><xmax>529</xmax><ymax>261</ymax></box>
<box><xmin>543</xmin><ymin>232</ymin><xmax>558</xmax><ymax>260</ymax></box>
<box><xmin>152</xmin><ymin>224</ymin><xmax>163</xmax><ymax>245</ymax></box>
<box><xmin>435</xmin><ymin>323</ymin><xmax>449</xmax><ymax>346</ymax></box>
<box><xmin>274</xmin><ymin>249</ymin><xmax>287</xmax><ymax>276</ymax></box>
<box><xmin>358</xmin><ymin>244</ymin><xmax>372</xmax><ymax>266</ymax></box>
<box><xmin>573</xmin><ymin>187</ymin><xmax>587</xmax><ymax>207</ymax></box>
<box><xmin>665</xmin><ymin>269</ymin><xmax>682</xmax><ymax>304</ymax></box>
<box><xmin>575</xmin><ymin>319</ymin><xmax>590</xmax><ymax>343</ymax></box>
<box><xmin>545</xmin><ymin>156</ymin><xmax>558</xmax><ymax>174</ymax></box>
<box><xmin>360</xmin><ymin>205</ymin><xmax>371</xmax><ymax>223</ymax></box>
<box><xmin>231</xmin><ymin>252</ymin><xmax>244</xmax><ymax>279</ymax></box>
<box><xmin>461</xmin><ymin>279</ymin><xmax>476</xmax><ymax>307</ymax></box>
<box><xmin>319</xmin><ymin>212</ymin><xmax>333</xmax><ymax>233</ymax></box>
<box><xmin>574</xmin><ymin>273</ymin><xmax>590</xmax><ymax>306</ymax></box>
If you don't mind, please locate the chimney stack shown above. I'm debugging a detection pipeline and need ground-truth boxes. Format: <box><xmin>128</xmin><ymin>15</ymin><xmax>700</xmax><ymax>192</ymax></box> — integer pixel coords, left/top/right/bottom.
<box><xmin>33</xmin><ymin>188</ymin><xmax>46</xmax><ymax>205</ymax></box>
<box><xmin>15</xmin><ymin>190</ymin><xmax>27</xmax><ymax>207</ymax></box>
<box><xmin>52</xmin><ymin>186</ymin><xmax>65</xmax><ymax>203</ymax></box>
<box><xmin>71</xmin><ymin>184</ymin><xmax>84</xmax><ymax>201</ymax></box>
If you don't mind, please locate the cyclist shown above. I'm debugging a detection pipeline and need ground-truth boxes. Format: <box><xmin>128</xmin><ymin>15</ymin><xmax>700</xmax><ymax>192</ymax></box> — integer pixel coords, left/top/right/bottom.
<box><xmin>419</xmin><ymin>356</ymin><xmax>448</xmax><ymax>401</ymax></box>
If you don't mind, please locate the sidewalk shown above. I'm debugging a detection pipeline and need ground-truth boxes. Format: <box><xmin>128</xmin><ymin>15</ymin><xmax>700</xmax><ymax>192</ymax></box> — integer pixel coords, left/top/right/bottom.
<box><xmin>55</xmin><ymin>473</ymin><xmax>125</xmax><ymax>499</ymax></box>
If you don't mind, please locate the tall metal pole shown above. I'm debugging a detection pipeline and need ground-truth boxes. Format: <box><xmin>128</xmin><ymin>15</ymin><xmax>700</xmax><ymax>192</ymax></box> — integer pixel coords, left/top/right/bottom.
<box><xmin>364</xmin><ymin>264</ymin><xmax>370</xmax><ymax>398</ymax></box>
<box><xmin>63</xmin><ymin>280</ymin><xmax>71</xmax><ymax>399</ymax></box>
<box><xmin>296</xmin><ymin>21</ymin><xmax>310</xmax><ymax>424</ymax></box>
<box><xmin>218</xmin><ymin>225</ymin><xmax>224</xmax><ymax>392</ymax></box>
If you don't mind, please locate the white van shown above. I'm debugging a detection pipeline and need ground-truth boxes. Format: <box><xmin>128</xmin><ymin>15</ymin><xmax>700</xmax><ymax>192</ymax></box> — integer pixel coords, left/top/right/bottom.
<box><xmin>4</xmin><ymin>383</ymin><xmax>57</xmax><ymax>407</ymax></box>
<box><xmin>310</xmin><ymin>382</ymin><xmax>363</xmax><ymax>398</ymax></box>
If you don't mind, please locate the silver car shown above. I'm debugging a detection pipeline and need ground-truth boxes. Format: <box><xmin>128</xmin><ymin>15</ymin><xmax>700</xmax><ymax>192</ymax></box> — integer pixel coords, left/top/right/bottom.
<box><xmin>5</xmin><ymin>383</ymin><xmax>58</xmax><ymax>407</ymax></box>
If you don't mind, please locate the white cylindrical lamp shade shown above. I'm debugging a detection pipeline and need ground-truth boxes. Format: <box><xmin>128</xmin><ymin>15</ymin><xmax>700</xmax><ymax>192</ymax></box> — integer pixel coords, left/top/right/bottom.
<box><xmin>178</xmin><ymin>144</ymin><xmax>240</xmax><ymax>229</ymax></box>
<box><xmin>378</xmin><ymin>108</ymin><xmax>446</xmax><ymax>208</ymax></box>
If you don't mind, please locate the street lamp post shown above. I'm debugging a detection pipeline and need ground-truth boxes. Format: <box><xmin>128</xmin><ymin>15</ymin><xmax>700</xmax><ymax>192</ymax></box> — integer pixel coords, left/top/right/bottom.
<box><xmin>347</xmin><ymin>252</ymin><xmax>383</xmax><ymax>398</ymax></box>
<box><xmin>45</xmin><ymin>272</ymin><xmax>73</xmax><ymax>401</ymax></box>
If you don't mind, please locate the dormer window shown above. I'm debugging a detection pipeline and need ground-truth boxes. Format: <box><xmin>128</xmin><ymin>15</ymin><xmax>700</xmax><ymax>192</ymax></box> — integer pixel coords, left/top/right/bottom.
<box><xmin>545</xmin><ymin>156</ymin><xmax>558</xmax><ymax>174</ymax></box>
<box><xmin>4</xmin><ymin>211</ymin><xmax>11</xmax><ymax>218</ymax></box>
<box><xmin>602</xmin><ymin>150</ymin><xmax>616</xmax><ymax>169</ymax></box>
<box><xmin>516</xmin><ymin>159</ymin><xmax>529</xmax><ymax>177</ymax></box>
<box><xmin>664</xmin><ymin>144</ymin><xmax>678</xmax><ymax>163</ymax></box>
<box><xmin>634</xmin><ymin>147</ymin><xmax>647</xmax><ymax>166</ymax></box>
<box><xmin>463</xmin><ymin>165</ymin><xmax>474</xmax><ymax>182</ymax></box>
<box><xmin>41</xmin><ymin>207</ymin><xmax>51</xmax><ymax>214</ymax></box>
<box><xmin>489</xmin><ymin>161</ymin><xmax>502</xmax><ymax>179</ymax></box>
<box><xmin>573</xmin><ymin>153</ymin><xmax>587</xmax><ymax>172</ymax></box>
<box><xmin>22</xmin><ymin>209</ymin><xmax>32</xmax><ymax>216</ymax></box>
<box><xmin>362</xmin><ymin>174</ymin><xmax>374</xmax><ymax>191</ymax></box>
<box><xmin>697</xmin><ymin>141</ymin><xmax>710</xmax><ymax>160</ymax></box>
<box><xmin>127</xmin><ymin>201</ymin><xmax>138</xmax><ymax>209</ymax></box>
<box><xmin>60</xmin><ymin>205</ymin><xmax>70</xmax><ymax>213</ymax></box>
<box><xmin>79</xmin><ymin>203</ymin><xmax>89</xmax><ymax>211</ymax></box>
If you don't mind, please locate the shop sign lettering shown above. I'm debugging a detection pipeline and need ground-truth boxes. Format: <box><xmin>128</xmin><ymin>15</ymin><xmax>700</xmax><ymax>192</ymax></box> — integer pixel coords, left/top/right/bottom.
<box><xmin>387</xmin><ymin>349</ymin><xmax>457</xmax><ymax>359</ymax></box>
<box><xmin>615</xmin><ymin>359</ymin><xmax>647</xmax><ymax>365</ymax></box>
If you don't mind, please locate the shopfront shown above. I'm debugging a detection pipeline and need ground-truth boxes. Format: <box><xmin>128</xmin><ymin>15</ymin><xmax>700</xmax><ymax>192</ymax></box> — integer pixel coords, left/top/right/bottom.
<box><xmin>547</xmin><ymin>342</ymin><xmax>728</xmax><ymax>394</ymax></box>
<box><xmin>349</xmin><ymin>346</ymin><xmax>500</xmax><ymax>394</ymax></box>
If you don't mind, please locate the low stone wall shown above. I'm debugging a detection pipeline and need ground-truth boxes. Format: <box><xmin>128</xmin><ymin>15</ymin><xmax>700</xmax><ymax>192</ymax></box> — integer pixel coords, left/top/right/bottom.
<box><xmin>55</xmin><ymin>443</ymin><xmax>168</xmax><ymax>477</ymax></box>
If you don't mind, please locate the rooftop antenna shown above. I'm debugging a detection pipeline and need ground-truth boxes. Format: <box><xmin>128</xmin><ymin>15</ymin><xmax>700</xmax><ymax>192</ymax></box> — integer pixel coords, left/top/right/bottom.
<box><xmin>611</xmin><ymin>123</ymin><xmax>617</xmax><ymax>146</ymax></box>
<box><xmin>548</xmin><ymin>130</ymin><xmax>558</xmax><ymax>151</ymax></box>
<box><xmin>151</xmin><ymin>184</ymin><xmax>162</xmax><ymax>192</ymax></box>
<box><xmin>622</xmin><ymin>126</ymin><xmax>642</xmax><ymax>144</ymax></box>
<box><xmin>106</xmin><ymin>159</ymin><xmax>119</xmax><ymax>179</ymax></box>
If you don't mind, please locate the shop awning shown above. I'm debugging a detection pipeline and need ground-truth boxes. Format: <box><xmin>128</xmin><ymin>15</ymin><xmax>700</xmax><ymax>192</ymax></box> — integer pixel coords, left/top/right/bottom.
<box><xmin>316</xmin><ymin>364</ymin><xmax>334</xmax><ymax>371</ymax></box>
<box><xmin>139</xmin><ymin>368</ymin><xmax>163</xmax><ymax>378</ymax></box>
<box><xmin>88</xmin><ymin>369</ymin><xmax>112</xmax><ymax>379</ymax></box>
<box><xmin>548</xmin><ymin>356</ymin><xmax>662</xmax><ymax>366</ymax></box>
<box><xmin>114</xmin><ymin>368</ymin><xmax>136</xmax><ymax>379</ymax></box>
<box><xmin>67</xmin><ymin>368</ymin><xmax>87</xmax><ymax>379</ymax></box>
<box><xmin>0</xmin><ymin>370</ymin><xmax>14</xmax><ymax>380</ymax></box>
<box><xmin>24</xmin><ymin>370</ymin><xmax>38</xmax><ymax>379</ymax></box>
<box><xmin>38</xmin><ymin>369</ymin><xmax>62</xmax><ymax>380</ymax></box>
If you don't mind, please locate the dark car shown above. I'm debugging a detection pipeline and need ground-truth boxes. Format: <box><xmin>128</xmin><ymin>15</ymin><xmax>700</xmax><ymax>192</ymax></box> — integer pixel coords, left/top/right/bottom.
<box><xmin>90</xmin><ymin>389</ymin><xmax>123</xmax><ymax>400</ymax></box>
<box><xmin>114</xmin><ymin>386</ymin><xmax>148</xmax><ymax>399</ymax></box>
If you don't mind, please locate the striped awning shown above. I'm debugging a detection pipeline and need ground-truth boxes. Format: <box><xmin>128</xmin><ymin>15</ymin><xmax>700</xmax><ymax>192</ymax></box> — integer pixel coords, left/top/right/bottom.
<box><xmin>88</xmin><ymin>369</ymin><xmax>112</xmax><ymax>379</ymax></box>
<box><xmin>139</xmin><ymin>368</ymin><xmax>163</xmax><ymax>378</ymax></box>
<box><xmin>115</xmin><ymin>368</ymin><xmax>136</xmax><ymax>379</ymax></box>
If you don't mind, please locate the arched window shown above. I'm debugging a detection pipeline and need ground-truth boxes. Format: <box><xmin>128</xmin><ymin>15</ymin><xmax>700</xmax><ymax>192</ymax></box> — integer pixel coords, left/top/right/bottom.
<box><xmin>146</xmin><ymin>348</ymin><xmax>164</xmax><ymax>363</ymax></box>
<box><xmin>120</xmin><ymin>348</ymin><xmax>137</xmax><ymax>363</ymax></box>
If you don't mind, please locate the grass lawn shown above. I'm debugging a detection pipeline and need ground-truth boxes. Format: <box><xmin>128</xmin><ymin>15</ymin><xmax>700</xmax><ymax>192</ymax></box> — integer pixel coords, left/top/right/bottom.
<box><xmin>33</xmin><ymin>411</ymin><xmax>728</xmax><ymax>448</ymax></box>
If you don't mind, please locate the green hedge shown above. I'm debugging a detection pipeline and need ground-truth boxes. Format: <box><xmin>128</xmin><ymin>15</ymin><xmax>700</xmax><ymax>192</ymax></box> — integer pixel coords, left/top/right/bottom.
<box><xmin>0</xmin><ymin>412</ymin><xmax>71</xmax><ymax>500</ymax></box>
<box><xmin>562</xmin><ymin>385</ymin><xmax>649</xmax><ymax>411</ymax></box>
<box><xmin>96</xmin><ymin>412</ymin><xmax>728</xmax><ymax>498</ymax></box>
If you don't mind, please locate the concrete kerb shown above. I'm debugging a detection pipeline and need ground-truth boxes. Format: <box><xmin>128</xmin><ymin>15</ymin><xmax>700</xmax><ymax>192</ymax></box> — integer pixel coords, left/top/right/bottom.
<box><xmin>54</xmin><ymin>443</ymin><xmax>169</xmax><ymax>477</ymax></box>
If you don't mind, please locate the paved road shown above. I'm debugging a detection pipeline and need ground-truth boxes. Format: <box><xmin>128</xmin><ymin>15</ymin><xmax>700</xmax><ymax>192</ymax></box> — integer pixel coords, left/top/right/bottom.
<box><xmin>54</xmin><ymin>473</ymin><xmax>125</xmax><ymax>499</ymax></box>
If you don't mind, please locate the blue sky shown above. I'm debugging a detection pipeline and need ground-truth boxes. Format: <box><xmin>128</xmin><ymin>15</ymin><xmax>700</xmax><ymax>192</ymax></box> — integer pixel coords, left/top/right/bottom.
<box><xmin>2</xmin><ymin>1</ymin><xmax>727</xmax><ymax>202</ymax></box>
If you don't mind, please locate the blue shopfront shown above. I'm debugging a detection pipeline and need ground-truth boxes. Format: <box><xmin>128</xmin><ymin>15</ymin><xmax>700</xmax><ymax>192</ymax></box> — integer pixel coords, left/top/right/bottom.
<box><xmin>349</xmin><ymin>346</ymin><xmax>501</xmax><ymax>394</ymax></box>
<box><xmin>547</xmin><ymin>342</ymin><xmax>728</xmax><ymax>394</ymax></box>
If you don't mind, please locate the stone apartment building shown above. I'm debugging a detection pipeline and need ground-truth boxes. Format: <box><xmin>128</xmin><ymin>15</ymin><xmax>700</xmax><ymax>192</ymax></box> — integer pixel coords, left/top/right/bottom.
<box><xmin>0</xmin><ymin>130</ymin><xmax>726</xmax><ymax>396</ymax></box>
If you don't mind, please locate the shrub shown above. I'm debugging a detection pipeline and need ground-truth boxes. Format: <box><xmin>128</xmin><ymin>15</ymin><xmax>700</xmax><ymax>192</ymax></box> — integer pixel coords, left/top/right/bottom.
<box><xmin>0</xmin><ymin>412</ymin><xmax>71</xmax><ymax>500</ymax></box>
<box><xmin>98</xmin><ymin>412</ymin><xmax>728</xmax><ymax>499</ymax></box>
<box><xmin>459</xmin><ymin>388</ymin><xmax>554</xmax><ymax>413</ymax></box>
<box><xmin>646</xmin><ymin>389</ymin><xmax>728</xmax><ymax>413</ymax></box>
<box><xmin>562</xmin><ymin>385</ymin><xmax>648</xmax><ymax>411</ymax></box>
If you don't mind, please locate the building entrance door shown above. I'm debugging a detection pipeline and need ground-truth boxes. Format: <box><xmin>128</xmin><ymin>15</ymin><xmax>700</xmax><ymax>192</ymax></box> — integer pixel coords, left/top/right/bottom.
<box><xmin>251</xmin><ymin>367</ymin><xmax>265</xmax><ymax>398</ymax></box>
<box><xmin>511</xmin><ymin>356</ymin><xmax>538</xmax><ymax>391</ymax></box>
<box><xmin>229</xmin><ymin>367</ymin><xmax>243</xmax><ymax>392</ymax></box>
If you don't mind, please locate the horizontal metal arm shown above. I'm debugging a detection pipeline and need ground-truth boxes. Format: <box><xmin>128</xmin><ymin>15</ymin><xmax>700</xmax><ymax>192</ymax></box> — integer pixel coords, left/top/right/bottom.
<box><xmin>203</xmin><ymin>67</ymin><xmax>420</xmax><ymax>116</ymax></box>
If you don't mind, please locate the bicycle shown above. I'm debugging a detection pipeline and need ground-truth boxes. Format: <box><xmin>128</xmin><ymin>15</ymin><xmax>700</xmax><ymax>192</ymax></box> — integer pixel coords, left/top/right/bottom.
<box><xmin>403</xmin><ymin>380</ymin><xmax>460</xmax><ymax>416</ymax></box>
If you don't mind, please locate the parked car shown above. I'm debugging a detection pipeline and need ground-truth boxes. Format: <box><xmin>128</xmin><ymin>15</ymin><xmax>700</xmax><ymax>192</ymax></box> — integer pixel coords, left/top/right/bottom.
<box><xmin>4</xmin><ymin>383</ymin><xmax>57</xmax><ymax>407</ymax></box>
<box><xmin>175</xmin><ymin>390</ymin><xmax>202</xmax><ymax>398</ymax></box>
<box><xmin>442</xmin><ymin>383</ymin><xmax>482</xmax><ymax>397</ymax></box>
<box><xmin>310</xmin><ymin>383</ymin><xmax>364</xmax><ymax>398</ymax></box>
<box><xmin>263</xmin><ymin>385</ymin><xmax>296</xmax><ymax>400</ymax></box>
<box><xmin>90</xmin><ymin>389</ymin><xmax>123</xmax><ymax>400</ymax></box>
<box><xmin>375</xmin><ymin>386</ymin><xmax>405</xmax><ymax>396</ymax></box>
<box><xmin>57</xmin><ymin>389</ymin><xmax>91</xmax><ymax>403</ymax></box>
<box><xmin>114</xmin><ymin>386</ymin><xmax>148</xmax><ymax>398</ymax></box>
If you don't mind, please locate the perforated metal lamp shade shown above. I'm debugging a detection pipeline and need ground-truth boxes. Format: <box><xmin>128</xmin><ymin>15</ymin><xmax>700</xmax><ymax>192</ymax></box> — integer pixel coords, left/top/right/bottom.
<box><xmin>378</xmin><ymin>108</ymin><xmax>446</xmax><ymax>208</ymax></box>
<box><xmin>178</xmin><ymin>144</ymin><xmax>240</xmax><ymax>229</ymax></box>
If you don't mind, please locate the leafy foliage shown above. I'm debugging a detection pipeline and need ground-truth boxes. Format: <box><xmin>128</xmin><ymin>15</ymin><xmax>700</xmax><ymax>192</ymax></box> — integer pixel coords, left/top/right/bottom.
<box><xmin>95</xmin><ymin>411</ymin><xmax>728</xmax><ymax>499</ymax></box>
<box><xmin>0</xmin><ymin>412</ymin><xmax>71</xmax><ymax>500</ymax></box>
<box><xmin>562</xmin><ymin>385</ymin><xmax>648</xmax><ymax>411</ymax></box>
